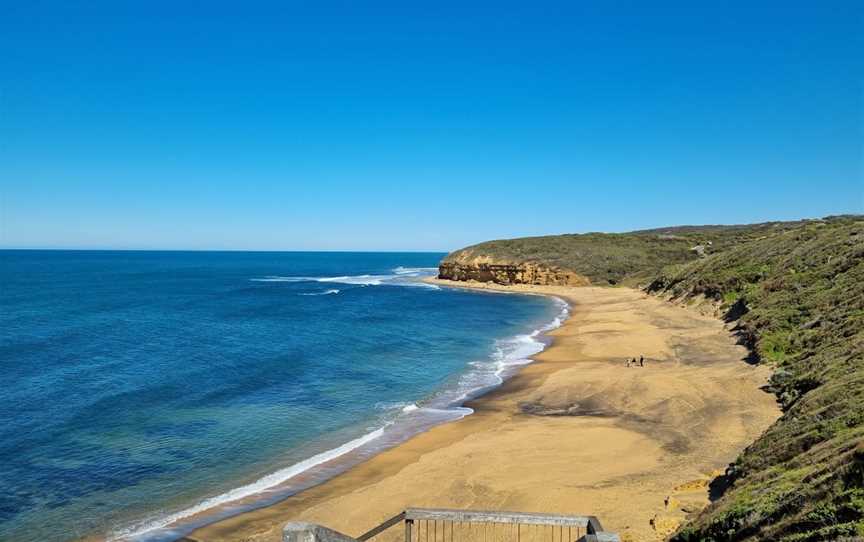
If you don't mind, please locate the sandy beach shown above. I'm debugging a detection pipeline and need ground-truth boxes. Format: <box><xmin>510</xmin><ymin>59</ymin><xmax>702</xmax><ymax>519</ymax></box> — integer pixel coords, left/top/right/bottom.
<box><xmin>188</xmin><ymin>281</ymin><xmax>779</xmax><ymax>542</ymax></box>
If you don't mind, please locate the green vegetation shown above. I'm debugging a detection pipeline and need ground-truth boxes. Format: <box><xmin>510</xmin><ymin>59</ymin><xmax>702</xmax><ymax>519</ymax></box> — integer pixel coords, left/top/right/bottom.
<box><xmin>443</xmin><ymin>215</ymin><xmax>864</xmax><ymax>540</ymax></box>
<box><xmin>442</xmin><ymin>220</ymin><xmax>820</xmax><ymax>285</ymax></box>
<box><xmin>647</xmin><ymin>215</ymin><xmax>864</xmax><ymax>541</ymax></box>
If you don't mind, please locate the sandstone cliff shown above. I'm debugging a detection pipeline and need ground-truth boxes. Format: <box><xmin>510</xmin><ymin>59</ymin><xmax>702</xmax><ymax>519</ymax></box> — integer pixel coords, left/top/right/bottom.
<box><xmin>438</xmin><ymin>256</ymin><xmax>590</xmax><ymax>286</ymax></box>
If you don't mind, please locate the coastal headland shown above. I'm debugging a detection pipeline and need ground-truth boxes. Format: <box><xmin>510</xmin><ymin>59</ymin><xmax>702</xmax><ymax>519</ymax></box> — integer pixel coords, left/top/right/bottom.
<box><xmin>189</xmin><ymin>279</ymin><xmax>779</xmax><ymax>542</ymax></box>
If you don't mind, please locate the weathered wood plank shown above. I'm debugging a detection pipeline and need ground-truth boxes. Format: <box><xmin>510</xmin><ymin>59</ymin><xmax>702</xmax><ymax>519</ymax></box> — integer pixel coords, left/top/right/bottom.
<box><xmin>403</xmin><ymin>508</ymin><xmax>593</xmax><ymax>528</ymax></box>
<box><xmin>356</xmin><ymin>512</ymin><xmax>406</xmax><ymax>541</ymax></box>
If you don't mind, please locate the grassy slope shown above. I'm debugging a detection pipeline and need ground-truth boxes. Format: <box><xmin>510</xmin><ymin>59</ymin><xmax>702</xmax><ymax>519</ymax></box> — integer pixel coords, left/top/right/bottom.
<box><xmin>646</xmin><ymin>216</ymin><xmax>864</xmax><ymax>541</ymax></box>
<box><xmin>442</xmin><ymin>221</ymin><xmax>814</xmax><ymax>285</ymax></box>
<box><xmin>441</xmin><ymin>216</ymin><xmax>864</xmax><ymax>540</ymax></box>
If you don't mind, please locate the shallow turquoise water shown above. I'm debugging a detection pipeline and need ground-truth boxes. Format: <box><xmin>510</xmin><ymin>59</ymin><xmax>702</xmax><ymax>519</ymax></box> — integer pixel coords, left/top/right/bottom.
<box><xmin>0</xmin><ymin>251</ymin><xmax>564</xmax><ymax>541</ymax></box>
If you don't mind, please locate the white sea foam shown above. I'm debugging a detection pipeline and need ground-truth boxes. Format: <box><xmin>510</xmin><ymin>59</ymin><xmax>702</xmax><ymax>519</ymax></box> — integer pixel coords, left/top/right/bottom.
<box><xmin>111</xmin><ymin>427</ymin><xmax>387</xmax><ymax>541</ymax></box>
<box><xmin>250</xmin><ymin>266</ymin><xmax>440</xmax><ymax>289</ymax></box>
<box><xmin>373</xmin><ymin>401</ymin><xmax>422</xmax><ymax>414</ymax></box>
<box><xmin>250</xmin><ymin>274</ymin><xmax>391</xmax><ymax>286</ymax></box>
<box><xmin>427</xmin><ymin>296</ymin><xmax>569</xmax><ymax>408</ymax></box>
<box><xmin>398</xmin><ymin>281</ymin><xmax>441</xmax><ymax>290</ymax></box>
<box><xmin>317</xmin><ymin>275</ymin><xmax>392</xmax><ymax>286</ymax></box>
<box><xmin>393</xmin><ymin>266</ymin><xmax>439</xmax><ymax>275</ymax></box>
<box><xmin>119</xmin><ymin>286</ymin><xmax>568</xmax><ymax>542</ymax></box>
<box><xmin>298</xmin><ymin>289</ymin><xmax>340</xmax><ymax>296</ymax></box>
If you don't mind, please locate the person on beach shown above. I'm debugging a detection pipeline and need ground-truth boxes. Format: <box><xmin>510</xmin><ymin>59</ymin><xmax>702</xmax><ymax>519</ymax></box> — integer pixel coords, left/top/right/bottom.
<box><xmin>626</xmin><ymin>358</ymin><xmax>631</xmax><ymax>368</ymax></box>
<box><xmin>639</xmin><ymin>355</ymin><xmax>644</xmax><ymax>367</ymax></box>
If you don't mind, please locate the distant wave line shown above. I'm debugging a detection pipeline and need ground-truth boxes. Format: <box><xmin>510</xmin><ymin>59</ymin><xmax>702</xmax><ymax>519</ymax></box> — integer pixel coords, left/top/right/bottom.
<box><xmin>250</xmin><ymin>267</ymin><xmax>440</xmax><ymax>288</ymax></box>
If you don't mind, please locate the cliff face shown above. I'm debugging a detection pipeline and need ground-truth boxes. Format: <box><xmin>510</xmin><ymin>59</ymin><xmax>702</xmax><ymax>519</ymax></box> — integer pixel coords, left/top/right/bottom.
<box><xmin>438</xmin><ymin>259</ymin><xmax>590</xmax><ymax>286</ymax></box>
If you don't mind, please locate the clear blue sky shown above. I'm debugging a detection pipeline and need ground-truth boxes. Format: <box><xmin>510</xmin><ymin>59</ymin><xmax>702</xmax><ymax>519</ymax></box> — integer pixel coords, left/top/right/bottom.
<box><xmin>2</xmin><ymin>1</ymin><xmax>862</xmax><ymax>251</ymax></box>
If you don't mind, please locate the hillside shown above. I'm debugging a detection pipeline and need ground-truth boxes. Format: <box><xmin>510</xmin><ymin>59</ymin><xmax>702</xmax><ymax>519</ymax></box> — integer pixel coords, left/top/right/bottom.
<box><xmin>438</xmin><ymin>216</ymin><xmax>864</xmax><ymax>540</ymax></box>
<box><xmin>648</xmin><ymin>216</ymin><xmax>864</xmax><ymax>541</ymax></box>
<box><xmin>438</xmin><ymin>220</ymin><xmax>819</xmax><ymax>286</ymax></box>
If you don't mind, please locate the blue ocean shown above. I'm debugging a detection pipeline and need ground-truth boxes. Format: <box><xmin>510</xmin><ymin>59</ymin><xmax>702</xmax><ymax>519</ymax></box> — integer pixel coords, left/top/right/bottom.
<box><xmin>0</xmin><ymin>251</ymin><xmax>566</xmax><ymax>542</ymax></box>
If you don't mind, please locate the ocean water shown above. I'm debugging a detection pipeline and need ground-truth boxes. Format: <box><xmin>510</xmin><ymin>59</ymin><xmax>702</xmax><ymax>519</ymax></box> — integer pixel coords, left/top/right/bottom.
<box><xmin>0</xmin><ymin>251</ymin><xmax>566</xmax><ymax>542</ymax></box>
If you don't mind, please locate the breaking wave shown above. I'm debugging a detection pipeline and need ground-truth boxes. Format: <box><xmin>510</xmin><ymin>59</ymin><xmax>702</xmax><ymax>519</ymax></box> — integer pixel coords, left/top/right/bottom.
<box><xmin>111</xmin><ymin>427</ymin><xmax>388</xmax><ymax>541</ymax></box>
<box><xmin>250</xmin><ymin>266</ymin><xmax>440</xmax><ymax>289</ymax></box>
<box><xmin>298</xmin><ymin>289</ymin><xmax>340</xmax><ymax>296</ymax></box>
<box><xmin>117</xmin><ymin>274</ymin><xmax>567</xmax><ymax>542</ymax></box>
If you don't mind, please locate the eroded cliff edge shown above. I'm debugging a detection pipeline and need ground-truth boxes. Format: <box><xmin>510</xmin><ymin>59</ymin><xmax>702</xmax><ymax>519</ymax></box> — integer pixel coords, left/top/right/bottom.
<box><xmin>439</xmin><ymin>256</ymin><xmax>590</xmax><ymax>286</ymax></box>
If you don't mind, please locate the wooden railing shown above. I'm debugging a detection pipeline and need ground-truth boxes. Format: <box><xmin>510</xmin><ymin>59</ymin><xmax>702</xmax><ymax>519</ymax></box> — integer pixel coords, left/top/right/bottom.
<box><xmin>354</xmin><ymin>508</ymin><xmax>617</xmax><ymax>542</ymax></box>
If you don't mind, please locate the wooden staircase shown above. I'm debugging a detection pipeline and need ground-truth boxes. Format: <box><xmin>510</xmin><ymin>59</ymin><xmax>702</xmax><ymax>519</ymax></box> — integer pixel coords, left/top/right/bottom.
<box><xmin>283</xmin><ymin>508</ymin><xmax>620</xmax><ymax>542</ymax></box>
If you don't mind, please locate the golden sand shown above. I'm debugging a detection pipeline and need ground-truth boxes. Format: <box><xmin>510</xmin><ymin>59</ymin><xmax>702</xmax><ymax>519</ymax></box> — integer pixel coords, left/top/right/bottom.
<box><xmin>188</xmin><ymin>281</ymin><xmax>779</xmax><ymax>542</ymax></box>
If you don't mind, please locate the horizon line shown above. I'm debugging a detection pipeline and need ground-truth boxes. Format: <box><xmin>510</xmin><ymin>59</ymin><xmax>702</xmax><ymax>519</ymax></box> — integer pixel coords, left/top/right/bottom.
<box><xmin>0</xmin><ymin>247</ymin><xmax>453</xmax><ymax>254</ymax></box>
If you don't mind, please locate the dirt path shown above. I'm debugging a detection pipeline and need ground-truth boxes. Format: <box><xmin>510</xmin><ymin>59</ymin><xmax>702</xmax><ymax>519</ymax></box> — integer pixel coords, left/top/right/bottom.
<box><xmin>189</xmin><ymin>283</ymin><xmax>779</xmax><ymax>542</ymax></box>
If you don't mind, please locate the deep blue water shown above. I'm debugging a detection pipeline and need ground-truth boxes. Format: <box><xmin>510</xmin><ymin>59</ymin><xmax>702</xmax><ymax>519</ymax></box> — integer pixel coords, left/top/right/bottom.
<box><xmin>0</xmin><ymin>251</ymin><xmax>564</xmax><ymax>542</ymax></box>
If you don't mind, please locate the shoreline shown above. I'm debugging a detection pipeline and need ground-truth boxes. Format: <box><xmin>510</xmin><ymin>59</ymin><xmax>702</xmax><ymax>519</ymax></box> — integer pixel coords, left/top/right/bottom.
<box><xmin>111</xmin><ymin>278</ymin><xmax>567</xmax><ymax>542</ymax></box>
<box><xmin>188</xmin><ymin>280</ymin><xmax>780</xmax><ymax>542</ymax></box>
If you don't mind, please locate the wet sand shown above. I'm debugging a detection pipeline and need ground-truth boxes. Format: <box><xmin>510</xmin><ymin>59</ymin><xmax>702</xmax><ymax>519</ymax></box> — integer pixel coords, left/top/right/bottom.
<box><xmin>188</xmin><ymin>281</ymin><xmax>779</xmax><ymax>542</ymax></box>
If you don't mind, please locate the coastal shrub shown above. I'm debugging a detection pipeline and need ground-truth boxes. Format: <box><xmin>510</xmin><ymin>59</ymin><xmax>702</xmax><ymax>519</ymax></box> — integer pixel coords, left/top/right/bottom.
<box><xmin>441</xmin><ymin>220</ymin><xmax>820</xmax><ymax>286</ymax></box>
<box><xmin>760</xmin><ymin>330</ymin><xmax>795</xmax><ymax>364</ymax></box>
<box><xmin>647</xmin><ymin>216</ymin><xmax>864</xmax><ymax>541</ymax></box>
<box><xmin>723</xmin><ymin>290</ymin><xmax>742</xmax><ymax>305</ymax></box>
